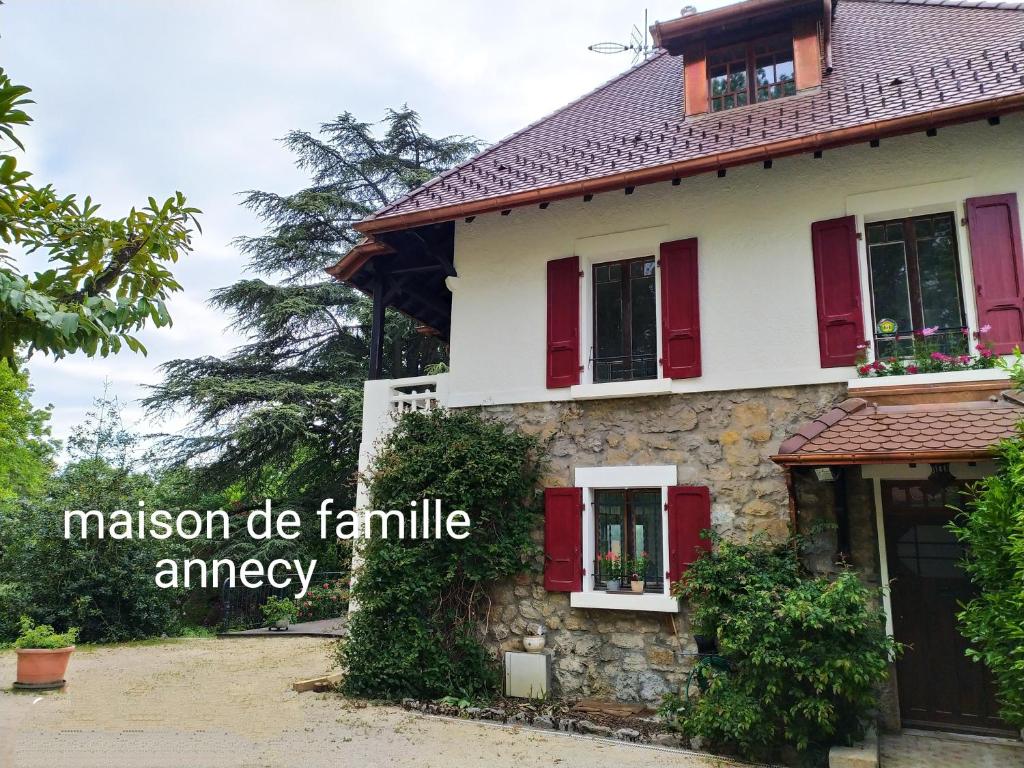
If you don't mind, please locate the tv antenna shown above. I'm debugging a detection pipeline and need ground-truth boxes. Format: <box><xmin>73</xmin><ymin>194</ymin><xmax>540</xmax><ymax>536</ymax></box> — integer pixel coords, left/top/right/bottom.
<box><xmin>588</xmin><ymin>9</ymin><xmax>653</xmax><ymax>64</ymax></box>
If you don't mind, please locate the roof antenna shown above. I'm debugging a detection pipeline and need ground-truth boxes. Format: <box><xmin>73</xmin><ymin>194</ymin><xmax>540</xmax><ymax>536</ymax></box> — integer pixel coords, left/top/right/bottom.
<box><xmin>588</xmin><ymin>8</ymin><xmax>652</xmax><ymax>64</ymax></box>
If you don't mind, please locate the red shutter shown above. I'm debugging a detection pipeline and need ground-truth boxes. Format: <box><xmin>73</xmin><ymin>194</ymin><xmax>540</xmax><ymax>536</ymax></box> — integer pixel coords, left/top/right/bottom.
<box><xmin>543</xmin><ymin>487</ymin><xmax>582</xmax><ymax>592</ymax></box>
<box><xmin>546</xmin><ymin>256</ymin><xmax>581</xmax><ymax>388</ymax></box>
<box><xmin>967</xmin><ymin>193</ymin><xmax>1024</xmax><ymax>355</ymax></box>
<box><xmin>660</xmin><ymin>238</ymin><xmax>701</xmax><ymax>379</ymax></box>
<box><xmin>811</xmin><ymin>216</ymin><xmax>864</xmax><ymax>367</ymax></box>
<box><xmin>666</xmin><ymin>486</ymin><xmax>711</xmax><ymax>584</ymax></box>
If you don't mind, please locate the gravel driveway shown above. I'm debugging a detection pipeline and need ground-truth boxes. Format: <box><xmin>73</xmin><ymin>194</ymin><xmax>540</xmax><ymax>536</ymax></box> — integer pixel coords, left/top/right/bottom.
<box><xmin>0</xmin><ymin>637</ymin><xmax>734</xmax><ymax>768</ymax></box>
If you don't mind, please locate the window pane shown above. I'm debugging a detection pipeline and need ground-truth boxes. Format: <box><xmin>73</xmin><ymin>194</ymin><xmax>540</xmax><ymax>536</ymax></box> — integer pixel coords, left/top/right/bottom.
<box><xmin>630</xmin><ymin>258</ymin><xmax>657</xmax><ymax>380</ymax></box>
<box><xmin>869</xmin><ymin>240</ymin><xmax>913</xmax><ymax>337</ymax></box>
<box><xmin>595</xmin><ymin>490</ymin><xmax>625</xmax><ymax>585</ymax></box>
<box><xmin>631</xmin><ymin>490</ymin><xmax>663</xmax><ymax>590</ymax></box>
<box><xmin>916</xmin><ymin>216</ymin><xmax>963</xmax><ymax>330</ymax></box>
<box><xmin>593</xmin><ymin>274</ymin><xmax>622</xmax><ymax>362</ymax></box>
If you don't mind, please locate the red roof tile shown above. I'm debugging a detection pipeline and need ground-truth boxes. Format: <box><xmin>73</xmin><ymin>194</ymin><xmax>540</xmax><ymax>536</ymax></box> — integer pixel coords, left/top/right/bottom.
<box><xmin>774</xmin><ymin>392</ymin><xmax>1024</xmax><ymax>463</ymax></box>
<box><xmin>362</xmin><ymin>0</ymin><xmax>1024</xmax><ymax>230</ymax></box>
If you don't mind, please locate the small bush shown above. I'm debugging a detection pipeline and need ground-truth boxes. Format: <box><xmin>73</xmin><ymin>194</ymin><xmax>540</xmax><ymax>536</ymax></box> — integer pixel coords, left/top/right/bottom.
<box><xmin>338</xmin><ymin>409</ymin><xmax>540</xmax><ymax>700</ymax></box>
<box><xmin>260</xmin><ymin>597</ymin><xmax>297</xmax><ymax>625</ymax></box>
<box><xmin>14</xmin><ymin>616</ymin><xmax>79</xmax><ymax>649</ymax></box>
<box><xmin>665</xmin><ymin>534</ymin><xmax>898</xmax><ymax>765</ymax></box>
<box><xmin>296</xmin><ymin>580</ymin><xmax>349</xmax><ymax>622</ymax></box>
<box><xmin>949</xmin><ymin>436</ymin><xmax>1024</xmax><ymax>728</ymax></box>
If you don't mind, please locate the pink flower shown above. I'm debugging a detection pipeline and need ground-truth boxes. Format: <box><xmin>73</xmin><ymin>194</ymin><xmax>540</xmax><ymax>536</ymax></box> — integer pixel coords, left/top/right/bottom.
<box><xmin>907</xmin><ymin>365</ymin><xmax>919</xmax><ymax>374</ymax></box>
<box><xmin>958</xmin><ymin>355</ymin><xmax>972</xmax><ymax>365</ymax></box>
<box><xmin>858</xmin><ymin>365</ymin><xmax>870</xmax><ymax>375</ymax></box>
<box><xmin>980</xmin><ymin>324</ymin><xmax>992</xmax><ymax>334</ymax></box>
<box><xmin>961</xmin><ymin>327</ymin><xmax>970</xmax><ymax>336</ymax></box>
<box><xmin>921</xmin><ymin>326</ymin><xmax>940</xmax><ymax>337</ymax></box>
<box><xmin>931</xmin><ymin>352</ymin><xmax>952</xmax><ymax>362</ymax></box>
<box><xmin>980</xmin><ymin>348</ymin><xmax>994</xmax><ymax>358</ymax></box>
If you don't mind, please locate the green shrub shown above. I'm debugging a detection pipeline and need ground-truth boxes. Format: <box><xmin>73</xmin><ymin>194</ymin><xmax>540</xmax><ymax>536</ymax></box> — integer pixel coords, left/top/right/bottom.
<box><xmin>338</xmin><ymin>408</ymin><xmax>540</xmax><ymax>700</ymax></box>
<box><xmin>0</xmin><ymin>582</ymin><xmax>29</xmax><ymax>640</ymax></box>
<box><xmin>949</xmin><ymin>437</ymin><xmax>1024</xmax><ymax>728</ymax></box>
<box><xmin>260</xmin><ymin>596</ymin><xmax>297</xmax><ymax>625</ymax></box>
<box><xmin>14</xmin><ymin>616</ymin><xmax>79</xmax><ymax>649</ymax></box>
<box><xmin>296</xmin><ymin>580</ymin><xmax>349</xmax><ymax>622</ymax></box>
<box><xmin>665</xmin><ymin>534</ymin><xmax>898</xmax><ymax>765</ymax></box>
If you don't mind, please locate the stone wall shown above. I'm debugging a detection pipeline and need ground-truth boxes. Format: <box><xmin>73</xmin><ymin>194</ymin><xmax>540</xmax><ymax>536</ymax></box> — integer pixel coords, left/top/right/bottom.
<box><xmin>478</xmin><ymin>383</ymin><xmax>847</xmax><ymax>702</ymax></box>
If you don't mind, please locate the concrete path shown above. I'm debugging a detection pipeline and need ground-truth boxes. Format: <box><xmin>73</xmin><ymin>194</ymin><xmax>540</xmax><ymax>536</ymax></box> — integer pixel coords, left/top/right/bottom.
<box><xmin>220</xmin><ymin>616</ymin><xmax>348</xmax><ymax>637</ymax></box>
<box><xmin>0</xmin><ymin>637</ymin><xmax>737</xmax><ymax>768</ymax></box>
<box><xmin>881</xmin><ymin>731</ymin><xmax>1023</xmax><ymax>767</ymax></box>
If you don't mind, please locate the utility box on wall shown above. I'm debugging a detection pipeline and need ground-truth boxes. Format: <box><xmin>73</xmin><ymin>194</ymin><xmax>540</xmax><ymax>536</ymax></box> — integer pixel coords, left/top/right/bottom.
<box><xmin>503</xmin><ymin>651</ymin><xmax>551</xmax><ymax>699</ymax></box>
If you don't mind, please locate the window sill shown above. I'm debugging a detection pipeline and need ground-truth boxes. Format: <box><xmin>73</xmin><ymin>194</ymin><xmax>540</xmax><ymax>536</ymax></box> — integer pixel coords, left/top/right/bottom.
<box><xmin>570</xmin><ymin>591</ymin><xmax>679</xmax><ymax>613</ymax></box>
<box><xmin>570</xmin><ymin>378</ymin><xmax>673</xmax><ymax>401</ymax></box>
<box><xmin>848</xmin><ymin>368</ymin><xmax>1010</xmax><ymax>390</ymax></box>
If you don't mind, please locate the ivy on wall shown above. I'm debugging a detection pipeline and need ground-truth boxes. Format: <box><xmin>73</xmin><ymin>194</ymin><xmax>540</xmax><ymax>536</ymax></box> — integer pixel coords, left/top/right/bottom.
<box><xmin>337</xmin><ymin>409</ymin><xmax>541</xmax><ymax>699</ymax></box>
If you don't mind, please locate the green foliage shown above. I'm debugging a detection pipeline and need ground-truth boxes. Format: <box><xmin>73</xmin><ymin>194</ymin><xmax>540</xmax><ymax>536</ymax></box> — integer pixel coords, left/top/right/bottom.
<box><xmin>0</xmin><ymin>359</ymin><xmax>55</xmax><ymax>502</ymax></box>
<box><xmin>338</xmin><ymin>409</ymin><xmax>540</xmax><ymax>700</ymax></box>
<box><xmin>0</xmin><ymin>68</ymin><xmax>200</xmax><ymax>363</ymax></box>
<box><xmin>949</xmin><ymin>438</ymin><xmax>1024</xmax><ymax>728</ymax></box>
<box><xmin>296</xmin><ymin>579</ymin><xmax>349</xmax><ymax>622</ymax></box>
<box><xmin>14</xmin><ymin>616</ymin><xmax>78</xmax><ymax>649</ymax></box>
<box><xmin>0</xmin><ymin>390</ymin><xmax>185</xmax><ymax>642</ymax></box>
<box><xmin>144</xmin><ymin>108</ymin><xmax>481</xmax><ymax>511</ymax></box>
<box><xmin>666</xmin><ymin>534</ymin><xmax>898</xmax><ymax>764</ymax></box>
<box><xmin>260</xmin><ymin>596</ymin><xmax>297</xmax><ymax>625</ymax></box>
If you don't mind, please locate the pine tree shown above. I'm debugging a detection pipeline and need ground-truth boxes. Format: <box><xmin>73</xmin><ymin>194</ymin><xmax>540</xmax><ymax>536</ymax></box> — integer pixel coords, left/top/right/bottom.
<box><xmin>144</xmin><ymin>108</ymin><xmax>481</xmax><ymax>509</ymax></box>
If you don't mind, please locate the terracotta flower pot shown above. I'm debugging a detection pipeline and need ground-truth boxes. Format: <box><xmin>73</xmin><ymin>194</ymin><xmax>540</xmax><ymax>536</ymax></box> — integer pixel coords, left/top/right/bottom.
<box><xmin>630</xmin><ymin>580</ymin><xmax>645</xmax><ymax>593</ymax></box>
<box><xmin>15</xmin><ymin>646</ymin><xmax>74</xmax><ymax>689</ymax></box>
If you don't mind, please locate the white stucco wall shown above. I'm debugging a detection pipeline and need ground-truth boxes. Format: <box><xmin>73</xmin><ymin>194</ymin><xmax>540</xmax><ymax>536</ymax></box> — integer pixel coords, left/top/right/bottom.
<box><xmin>446</xmin><ymin>114</ymin><xmax>1024</xmax><ymax>408</ymax></box>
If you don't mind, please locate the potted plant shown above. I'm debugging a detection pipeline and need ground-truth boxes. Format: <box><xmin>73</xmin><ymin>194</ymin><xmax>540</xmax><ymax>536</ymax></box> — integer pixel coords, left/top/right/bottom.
<box><xmin>261</xmin><ymin>596</ymin><xmax>297</xmax><ymax>631</ymax></box>
<box><xmin>629</xmin><ymin>552</ymin><xmax>650</xmax><ymax>593</ymax></box>
<box><xmin>523</xmin><ymin>623</ymin><xmax>546</xmax><ymax>653</ymax></box>
<box><xmin>597</xmin><ymin>551</ymin><xmax>622</xmax><ymax>592</ymax></box>
<box><xmin>692</xmin><ymin>616</ymin><xmax>719</xmax><ymax>655</ymax></box>
<box><xmin>13</xmin><ymin>616</ymin><xmax>79</xmax><ymax>690</ymax></box>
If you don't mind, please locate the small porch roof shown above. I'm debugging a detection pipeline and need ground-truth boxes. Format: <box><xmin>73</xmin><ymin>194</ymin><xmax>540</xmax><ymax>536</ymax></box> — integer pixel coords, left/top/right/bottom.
<box><xmin>773</xmin><ymin>391</ymin><xmax>1024</xmax><ymax>465</ymax></box>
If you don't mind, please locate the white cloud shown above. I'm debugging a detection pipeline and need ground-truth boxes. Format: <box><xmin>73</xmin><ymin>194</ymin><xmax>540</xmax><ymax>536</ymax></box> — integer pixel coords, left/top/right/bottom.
<box><xmin>9</xmin><ymin>0</ymin><xmax>731</xmax><ymax>450</ymax></box>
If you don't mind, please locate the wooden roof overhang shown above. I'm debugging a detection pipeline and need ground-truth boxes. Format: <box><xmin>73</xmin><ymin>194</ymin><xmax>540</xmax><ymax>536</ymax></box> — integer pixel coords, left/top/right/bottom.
<box><xmin>772</xmin><ymin>447</ymin><xmax>997</xmax><ymax>466</ymax></box>
<box><xmin>651</xmin><ymin>0</ymin><xmax>833</xmax><ymax>55</ymax></box>
<box><xmin>327</xmin><ymin>221</ymin><xmax>456</xmax><ymax>342</ymax></box>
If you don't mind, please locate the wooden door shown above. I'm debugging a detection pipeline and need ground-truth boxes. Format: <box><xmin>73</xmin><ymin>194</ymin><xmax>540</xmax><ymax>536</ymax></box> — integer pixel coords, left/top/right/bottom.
<box><xmin>883</xmin><ymin>481</ymin><xmax>1012</xmax><ymax>736</ymax></box>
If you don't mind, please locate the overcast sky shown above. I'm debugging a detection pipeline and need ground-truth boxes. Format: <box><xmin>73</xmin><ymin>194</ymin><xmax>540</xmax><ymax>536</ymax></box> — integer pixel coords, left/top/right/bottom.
<box><xmin>3</xmin><ymin>0</ymin><xmax>729</xmax><ymax>450</ymax></box>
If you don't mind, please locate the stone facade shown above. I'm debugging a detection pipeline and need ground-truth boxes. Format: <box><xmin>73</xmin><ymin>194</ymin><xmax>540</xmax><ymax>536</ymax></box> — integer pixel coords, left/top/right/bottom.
<box><xmin>478</xmin><ymin>383</ymin><xmax>847</xmax><ymax>702</ymax></box>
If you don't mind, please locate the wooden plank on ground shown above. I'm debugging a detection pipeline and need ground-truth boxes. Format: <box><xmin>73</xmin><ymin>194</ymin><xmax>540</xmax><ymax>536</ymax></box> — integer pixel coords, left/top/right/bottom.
<box><xmin>292</xmin><ymin>673</ymin><xmax>343</xmax><ymax>693</ymax></box>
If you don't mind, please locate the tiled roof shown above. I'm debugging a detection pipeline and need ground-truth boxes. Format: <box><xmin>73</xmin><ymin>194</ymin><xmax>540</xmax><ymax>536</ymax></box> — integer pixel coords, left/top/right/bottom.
<box><xmin>774</xmin><ymin>393</ymin><xmax>1024</xmax><ymax>462</ymax></box>
<box><xmin>363</xmin><ymin>0</ymin><xmax>1024</xmax><ymax>229</ymax></box>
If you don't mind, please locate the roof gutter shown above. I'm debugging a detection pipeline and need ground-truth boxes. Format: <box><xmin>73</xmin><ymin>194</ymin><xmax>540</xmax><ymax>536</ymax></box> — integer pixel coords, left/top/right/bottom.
<box><xmin>771</xmin><ymin>448</ymin><xmax>995</xmax><ymax>466</ymax></box>
<box><xmin>352</xmin><ymin>92</ymin><xmax>1024</xmax><ymax>236</ymax></box>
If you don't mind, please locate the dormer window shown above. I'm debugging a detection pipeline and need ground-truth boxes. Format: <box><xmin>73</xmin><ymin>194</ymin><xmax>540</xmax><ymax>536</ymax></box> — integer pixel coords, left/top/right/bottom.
<box><xmin>708</xmin><ymin>35</ymin><xmax>796</xmax><ymax>113</ymax></box>
<box><xmin>651</xmin><ymin>0</ymin><xmax>827</xmax><ymax>119</ymax></box>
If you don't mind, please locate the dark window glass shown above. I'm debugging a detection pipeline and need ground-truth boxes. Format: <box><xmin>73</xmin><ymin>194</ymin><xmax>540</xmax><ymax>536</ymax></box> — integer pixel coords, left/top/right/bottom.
<box><xmin>708</xmin><ymin>36</ymin><xmax>795</xmax><ymax>112</ymax></box>
<box><xmin>594</xmin><ymin>488</ymin><xmax>663</xmax><ymax>593</ymax></box>
<box><xmin>867</xmin><ymin>213</ymin><xmax>967</xmax><ymax>359</ymax></box>
<box><xmin>593</xmin><ymin>256</ymin><xmax>657</xmax><ymax>383</ymax></box>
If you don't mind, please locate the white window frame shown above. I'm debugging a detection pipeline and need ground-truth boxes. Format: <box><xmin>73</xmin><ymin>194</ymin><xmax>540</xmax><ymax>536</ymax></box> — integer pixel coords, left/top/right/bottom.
<box><xmin>846</xmin><ymin>180</ymin><xmax>982</xmax><ymax>367</ymax></box>
<box><xmin>572</xmin><ymin>226</ymin><xmax>672</xmax><ymax>399</ymax></box>
<box><xmin>571</xmin><ymin>464</ymin><xmax>680</xmax><ymax>613</ymax></box>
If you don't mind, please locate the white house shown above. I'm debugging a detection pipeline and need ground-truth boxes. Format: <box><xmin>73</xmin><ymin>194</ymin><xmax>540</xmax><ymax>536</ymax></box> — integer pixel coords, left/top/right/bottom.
<box><xmin>333</xmin><ymin>0</ymin><xmax>1024</xmax><ymax>737</ymax></box>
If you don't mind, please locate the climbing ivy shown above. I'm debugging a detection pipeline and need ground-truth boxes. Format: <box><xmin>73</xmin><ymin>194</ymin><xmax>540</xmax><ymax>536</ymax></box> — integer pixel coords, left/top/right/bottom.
<box><xmin>337</xmin><ymin>408</ymin><xmax>541</xmax><ymax>699</ymax></box>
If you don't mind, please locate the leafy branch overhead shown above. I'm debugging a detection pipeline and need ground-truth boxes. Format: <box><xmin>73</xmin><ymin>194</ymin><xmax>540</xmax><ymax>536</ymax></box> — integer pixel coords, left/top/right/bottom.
<box><xmin>0</xmin><ymin>68</ymin><xmax>200</xmax><ymax>364</ymax></box>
